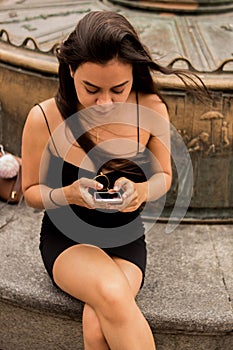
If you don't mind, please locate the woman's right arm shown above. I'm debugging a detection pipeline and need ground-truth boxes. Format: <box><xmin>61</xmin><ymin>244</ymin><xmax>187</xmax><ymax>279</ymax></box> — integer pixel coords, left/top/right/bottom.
<box><xmin>22</xmin><ymin>105</ymin><xmax>102</xmax><ymax>209</ymax></box>
<box><xmin>22</xmin><ymin>105</ymin><xmax>53</xmax><ymax>209</ymax></box>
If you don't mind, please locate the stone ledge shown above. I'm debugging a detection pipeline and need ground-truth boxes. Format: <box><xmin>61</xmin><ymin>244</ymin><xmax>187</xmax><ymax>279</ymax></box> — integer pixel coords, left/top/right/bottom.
<box><xmin>0</xmin><ymin>202</ymin><xmax>232</xmax><ymax>350</ymax></box>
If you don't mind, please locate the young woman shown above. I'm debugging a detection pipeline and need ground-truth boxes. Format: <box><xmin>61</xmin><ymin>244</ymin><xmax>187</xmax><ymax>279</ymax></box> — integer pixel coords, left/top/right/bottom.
<box><xmin>22</xmin><ymin>10</ymin><xmax>203</xmax><ymax>350</ymax></box>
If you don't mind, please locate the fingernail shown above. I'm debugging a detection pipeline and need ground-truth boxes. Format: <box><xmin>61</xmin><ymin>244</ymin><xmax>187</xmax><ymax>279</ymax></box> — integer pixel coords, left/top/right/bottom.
<box><xmin>97</xmin><ymin>182</ymin><xmax>103</xmax><ymax>189</ymax></box>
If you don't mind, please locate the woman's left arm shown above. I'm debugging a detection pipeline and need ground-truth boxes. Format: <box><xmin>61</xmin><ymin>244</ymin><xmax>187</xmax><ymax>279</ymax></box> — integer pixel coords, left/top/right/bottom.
<box><xmin>113</xmin><ymin>98</ymin><xmax>172</xmax><ymax>212</ymax></box>
<box><xmin>143</xmin><ymin>130</ymin><xmax>172</xmax><ymax>202</ymax></box>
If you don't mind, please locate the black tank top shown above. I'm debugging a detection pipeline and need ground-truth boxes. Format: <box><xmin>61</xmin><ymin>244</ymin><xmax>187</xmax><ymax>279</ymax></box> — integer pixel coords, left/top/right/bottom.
<box><xmin>36</xmin><ymin>100</ymin><xmax>151</xmax><ymax>229</ymax></box>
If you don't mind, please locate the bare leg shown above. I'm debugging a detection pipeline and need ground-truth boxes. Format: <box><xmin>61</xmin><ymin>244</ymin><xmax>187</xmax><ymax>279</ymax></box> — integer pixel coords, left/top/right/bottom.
<box><xmin>82</xmin><ymin>303</ymin><xmax>110</xmax><ymax>350</ymax></box>
<box><xmin>53</xmin><ymin>244</ymin><xmax>156</xmax><ymax>350</ymax></box>
<box><xmin>82</xmin><ymin>256</ymin><xmax>144</xmax><ymax>350</ymax></box>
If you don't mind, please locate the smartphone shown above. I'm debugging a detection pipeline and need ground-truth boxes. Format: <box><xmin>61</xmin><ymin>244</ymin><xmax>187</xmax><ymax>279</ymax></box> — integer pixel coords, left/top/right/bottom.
<box><xmin>93</xmin><ymin>191</ymin><xmax>123</xmax><ymax>204</ymax></box>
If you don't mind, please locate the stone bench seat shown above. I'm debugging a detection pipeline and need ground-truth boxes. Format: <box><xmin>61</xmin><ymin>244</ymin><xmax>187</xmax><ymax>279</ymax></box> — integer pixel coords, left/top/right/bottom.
<box><xmin>0</xmin><ymin>202</ymin><xmax>232</xmax><ymax>350</ymax></box>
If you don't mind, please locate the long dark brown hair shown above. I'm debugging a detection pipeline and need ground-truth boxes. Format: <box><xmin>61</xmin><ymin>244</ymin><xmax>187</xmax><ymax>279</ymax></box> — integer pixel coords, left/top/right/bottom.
<box><xmin>55</xmin><ymin>10</ymin><xmax>208</xmax><ymax>120</ymax></box>
<box><xmin>55</xmin><ymin>10</ymin><xmax>209</xmax><ymax>166</ymax></box>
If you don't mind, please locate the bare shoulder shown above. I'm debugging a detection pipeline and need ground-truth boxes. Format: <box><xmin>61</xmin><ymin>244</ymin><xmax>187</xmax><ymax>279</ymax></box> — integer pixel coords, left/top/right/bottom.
<box><xmin>138</xmin><ymin>93</ymin><xmax>169</xmax><ymax>120</ymax></box>
<box><xmin>22</xmin><ymin>98</ymin><xmax>62</xmax><ymax>151</ymax></box>
<box><xmin>25</xmin><ymin>98</ymin><xmax>60</xmax><ymax>130</ymax></box>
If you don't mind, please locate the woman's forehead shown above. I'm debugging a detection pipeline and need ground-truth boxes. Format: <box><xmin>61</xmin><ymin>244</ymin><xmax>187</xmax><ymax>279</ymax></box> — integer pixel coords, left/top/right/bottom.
<box><xmin>75</xmin><ymin>60</ymin><xmax>133</xmax><ymax>86</ymax></box>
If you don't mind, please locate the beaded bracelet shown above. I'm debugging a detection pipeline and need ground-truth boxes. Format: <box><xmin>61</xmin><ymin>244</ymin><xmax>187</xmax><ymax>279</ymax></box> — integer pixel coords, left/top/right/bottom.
<box><xmin>49</xmin><ymin>188</ymin><xmax>61</xmax><ymax>207</ymax></box>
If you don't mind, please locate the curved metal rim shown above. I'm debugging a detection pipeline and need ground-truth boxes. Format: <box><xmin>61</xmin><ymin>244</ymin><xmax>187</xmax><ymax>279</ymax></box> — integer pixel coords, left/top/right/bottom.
<box><xmin>1</xmin><ymin>39</ymin><xmax>233</xmax><ymax>88</ymax></box>
<box><xmin>107</xmin><ymin>0</ymin><xmax>233</xmax><ymax>14</ymax></box>
<box><xmin>0</xmin><ymin>40</ymin><xmax>58</xmax><ymax>75</ymax></box>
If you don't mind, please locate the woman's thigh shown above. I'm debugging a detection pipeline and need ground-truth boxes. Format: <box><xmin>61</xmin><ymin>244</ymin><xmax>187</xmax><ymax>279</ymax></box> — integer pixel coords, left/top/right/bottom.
<box><xmin>112</xmin><ymin>257</ymin><xmax>143</xmax><ymax>297</ymax></box>
<box><xmin>52</xmin><ymin>244</ymin><xmax>133</xmax><ymax>306</ymax></box>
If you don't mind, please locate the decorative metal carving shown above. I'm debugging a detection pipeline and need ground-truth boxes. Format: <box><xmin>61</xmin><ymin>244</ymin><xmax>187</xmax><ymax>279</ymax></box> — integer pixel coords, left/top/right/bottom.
<box><xmin>163</xmin><ymin>89</ymin><xmax>233</xmax><ymax>211</ymax></box>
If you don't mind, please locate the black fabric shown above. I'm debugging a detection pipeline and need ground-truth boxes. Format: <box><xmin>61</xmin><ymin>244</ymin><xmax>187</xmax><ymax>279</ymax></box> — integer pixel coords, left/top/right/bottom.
<box><xmin>41</xmin><ymin>157</ymin><xmax>147</xmax><ymax>286</ymax></box>
<box><xmin>38</xmin><ymin>99</ymin><xmax>150</xmax><ymax>288</ymax></box>
<box><xmin>40</xmin><ymin>214</ymin><xmax>147</xmax><ymax>288</ymax></box>
<box><xmin>46</xmin><ymin>159</ymin><xmax>145</xmax><ymax>228</ymax></box>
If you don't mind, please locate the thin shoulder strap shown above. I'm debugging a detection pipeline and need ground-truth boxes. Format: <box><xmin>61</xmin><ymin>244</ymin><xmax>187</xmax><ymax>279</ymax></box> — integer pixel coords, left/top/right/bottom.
<box><xmin>136</xmin><ymin>91</ymin><xmax>140</xmax><ymax>153</ymax></box>
<box><xmin>35</xmin><ymin>103</ymin><xmax>61</xmax><ymax>158</ymax></box>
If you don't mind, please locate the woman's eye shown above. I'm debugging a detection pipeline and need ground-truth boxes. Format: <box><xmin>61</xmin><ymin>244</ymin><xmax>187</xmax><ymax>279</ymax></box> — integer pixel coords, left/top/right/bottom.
<box><xmin>86</xmin><ymin>88</ymin><xmax>98</xmax><ymax>94</ymax></box>
<box><xmin>85</xmin><ymin>87</ymin><xmax>124</xmax><ymax>94</ymax></box>
<box><xmin>112</xmin><ymin>89</ymin><xmax>124</xmax><ymax>94</ymax></box>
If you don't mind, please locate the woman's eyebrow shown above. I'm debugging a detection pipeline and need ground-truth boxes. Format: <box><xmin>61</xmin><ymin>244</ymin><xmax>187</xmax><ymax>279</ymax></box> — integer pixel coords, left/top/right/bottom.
<box><xmin>83</xmin><ymin>80</ymin><xmax>129</xmax><ymax>89</ymax></box>
<box><xmin>113</xmin><ymin>81</ymin><xmax>129</xmax><ymax>88</ymax></box>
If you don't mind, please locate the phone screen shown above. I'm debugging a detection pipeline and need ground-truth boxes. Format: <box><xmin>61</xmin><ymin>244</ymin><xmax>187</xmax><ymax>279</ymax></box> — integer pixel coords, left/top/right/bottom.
<box><xmin>94</xmin><ymin>191</ymin><xmax>123</xmax><ymax>204</ymax></box>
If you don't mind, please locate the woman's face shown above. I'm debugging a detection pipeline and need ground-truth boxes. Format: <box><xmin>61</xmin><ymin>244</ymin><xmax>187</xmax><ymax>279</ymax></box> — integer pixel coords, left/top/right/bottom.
<box><xmin>72</xmin><ymin>59</ymin><xmax>133</xmax><ymax>110</ymax></box>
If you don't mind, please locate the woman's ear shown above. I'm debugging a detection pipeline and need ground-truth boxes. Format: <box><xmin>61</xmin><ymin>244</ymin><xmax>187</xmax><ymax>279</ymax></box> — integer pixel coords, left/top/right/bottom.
<box><xmin>69</xmin><ymin>65</ymin><xmax>74</xmax><ymax>78</ymax></box>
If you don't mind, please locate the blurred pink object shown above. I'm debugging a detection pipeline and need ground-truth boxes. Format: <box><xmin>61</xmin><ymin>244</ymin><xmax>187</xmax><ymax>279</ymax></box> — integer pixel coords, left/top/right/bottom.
<box><xmin>0</xmin><ymin>153</ymin><xmax>20</xmax><ymax>178</ymax></box>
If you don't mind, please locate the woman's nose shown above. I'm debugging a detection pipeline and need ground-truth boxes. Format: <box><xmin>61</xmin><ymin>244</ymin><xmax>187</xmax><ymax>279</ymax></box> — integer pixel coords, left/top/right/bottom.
<box><xmin>96</xmin><ymin>93</ymin><xmax>113</xmax><ymax>105</ymax></box>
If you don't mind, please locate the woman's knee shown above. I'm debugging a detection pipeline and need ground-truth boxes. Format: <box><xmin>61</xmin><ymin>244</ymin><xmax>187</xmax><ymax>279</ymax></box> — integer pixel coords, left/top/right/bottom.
<box><xmin>95</xmin><ymin>274</ymin><xmax>135</xmax><ymax>322</ymax></box>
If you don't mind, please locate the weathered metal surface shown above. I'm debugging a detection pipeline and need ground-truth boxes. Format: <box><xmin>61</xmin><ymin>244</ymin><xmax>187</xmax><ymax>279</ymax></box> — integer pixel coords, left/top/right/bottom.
<box><xmin>0</xmin><ymin>0</ymin><xmax>233</xmax><ymax>216</ymax></box>
<box><xmin>109</xmin><ymin>0</ymin><xmax>233</xmax><ymax>13</ymax></box>
<box><xmin>0</xmin><ymin>63</ymin><xmax>58</xmax><ymax>155</ymax></box>
<box><xmin>1</xmin><ymin>1</ymin><xmax>233</xmax><ymax>72</ymax></box>
<box><xmin>163</xmin><ymin>90</ymin><xmax>233</xmax><ymax>211</ymax></box>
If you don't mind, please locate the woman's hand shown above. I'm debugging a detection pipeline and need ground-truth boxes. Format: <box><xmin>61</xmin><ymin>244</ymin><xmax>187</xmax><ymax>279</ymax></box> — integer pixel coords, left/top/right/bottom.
<box><xmin>108</xmin><ymin>177</ymin><xmax>148</xmax><ymax>212</ymax></box>
<box><xmin>67</xmin><ymin>177</ymin><xmax>148</xmax><ymax>212</ymax></box>
<box><xmin>68</xmin><ymin>177</ymin><xmax>103</xmax><ymax>208</ymax></box>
